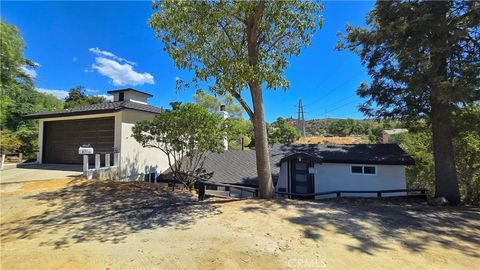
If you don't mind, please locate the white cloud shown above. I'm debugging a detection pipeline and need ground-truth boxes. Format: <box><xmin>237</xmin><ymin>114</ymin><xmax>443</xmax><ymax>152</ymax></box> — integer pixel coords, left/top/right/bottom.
<box><xmin>91</xmin><ymin>57</ymin><xmax>154</xmax><ymax>86</ymax></box>
<box><xmin>85</xmin><ymin>88</ymin><xmax>98</xmax><ymax>93</ymax></box>
<box><xmin>73</xmin><ymin>57</ymin><xmax>77</xmax><ymax>62</ymax></box>
<box><xmin>89</xmin><ymin>47</ymin><xmax>136</xmax><ymax>66</ymax></box>
<box><xmin>20</xmin><ymin>66</ymin><xmax>37</xmax><ymax>79</ymax></box>
<box><xmin>37</xmin><ymin>88</ymin><xmax>69</xmax><ymax>99</ymax></box>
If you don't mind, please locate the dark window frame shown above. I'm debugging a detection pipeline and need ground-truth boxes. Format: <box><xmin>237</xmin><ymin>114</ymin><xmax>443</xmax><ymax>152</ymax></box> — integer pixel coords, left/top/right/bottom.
<box><xmin>351</xmin><ymin>165</ymin><xmax>377</xmax><ymax>176</ymax></box>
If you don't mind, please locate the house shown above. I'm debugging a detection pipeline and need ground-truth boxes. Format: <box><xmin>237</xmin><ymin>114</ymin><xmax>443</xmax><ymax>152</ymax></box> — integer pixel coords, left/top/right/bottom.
<box><xmin>382</xmin><ymin>129</ymin><xmax>408</xmax><ymax>143</ymax></box>
<box><xmin>160</xmin><ymin>143</ymin><xmax>415</xmax><ymax>199</ymax></box>
<box><xmin>26</xmin><ymin>88</ymin><xmax>170</xmax><ymax>180</ymax></box>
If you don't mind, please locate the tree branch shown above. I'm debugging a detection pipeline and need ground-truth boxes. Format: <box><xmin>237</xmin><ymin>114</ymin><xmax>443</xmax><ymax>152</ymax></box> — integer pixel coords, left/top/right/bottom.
<box><xmin>230</xmin><ymin>89</ymin><xmax>254</xmax><ymax>120</ymax></box>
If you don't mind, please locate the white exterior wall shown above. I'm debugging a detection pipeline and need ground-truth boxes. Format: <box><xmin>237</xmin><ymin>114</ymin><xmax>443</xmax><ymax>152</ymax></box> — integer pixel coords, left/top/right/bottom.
<box><xmin>275</xmin><ymin>161</ymin><xmax>289</xmax><ymax>192</ymax></box>
<box><xmin>119</xmin><ymin>110</ymin><xmax>169</xmax><ymax>180</ymax></box>
<box><xmin>274</xmin><ymin>160</ymin><xmax>407</xmax><ymax>199</ymax></box>
<box><xmin>313</xmin><ymin>163</ymin><xmax>406</xmax><ymax>199</ymax></box>
<box><xmin>112</xmin><ymin>91</ymin><xmax>148</xmax><ymax>104</ymax></box>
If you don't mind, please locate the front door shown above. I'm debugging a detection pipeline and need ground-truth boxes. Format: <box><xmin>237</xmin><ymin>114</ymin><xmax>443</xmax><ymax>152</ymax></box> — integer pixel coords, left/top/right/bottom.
<box><xmin>290</xmin><ymin>159</ymin><xmax>314</xmax><ymax>199</ymax></box>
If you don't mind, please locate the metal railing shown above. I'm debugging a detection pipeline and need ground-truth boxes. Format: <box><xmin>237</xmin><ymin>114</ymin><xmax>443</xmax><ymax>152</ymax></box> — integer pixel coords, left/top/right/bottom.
<box><xmin>194</xmin><ymin>179</ymin><xmax>259</xmax><ymax>201</ymax></box>
<box><xmin>275</xmin><ymin>188</ymin><xmax>427</xmax><ymax>198</ymax></box>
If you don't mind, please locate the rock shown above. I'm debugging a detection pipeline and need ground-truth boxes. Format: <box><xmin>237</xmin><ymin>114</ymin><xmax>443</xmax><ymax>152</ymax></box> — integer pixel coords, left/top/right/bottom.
<box><xmin>430</xmin><ymin>197</ymin><xmax>449</xmax><ymax>206</ymax></box>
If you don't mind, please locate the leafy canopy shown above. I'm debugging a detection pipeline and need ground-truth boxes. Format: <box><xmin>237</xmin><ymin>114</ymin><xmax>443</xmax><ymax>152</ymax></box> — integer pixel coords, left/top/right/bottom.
<box><xmin>1</xmin><ymin>20</ymin><xmax>63</xmax><ymax>156</ymax></box>
<box><xmin>64</xmin><ymin>86</ymin><xmax>107</xmax><ymax>109</ymax></box>
<box><xmin>338</xmin><ymin>1</ymin><xmax>479</xmax><ymax>120</ymax></box>
<box><xmin>193</xmin><ymin>90</ymin><xmax>243</xmax><ymax>119</ymax></box>
<box><xmin>132</xmin><ymin>103</ymin><xmax>227</xmax><ymax>188</ymax></box>
<box><xmin>149</xmin><ymin>1</ymin><xmax>323</xmax><ymax>118</ymax></box>
<box><xmin>268</xmin><ymin>117</ymin><xmax>299</xmax><ymax>144</ymax></box>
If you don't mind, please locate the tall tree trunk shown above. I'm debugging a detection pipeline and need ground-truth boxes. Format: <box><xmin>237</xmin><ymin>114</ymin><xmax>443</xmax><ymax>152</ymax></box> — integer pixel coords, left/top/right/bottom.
<box><xmin>431</xmin><ymin>98</ymin><xmax>460</xmax><ymax>203</ymax></box>
<box><xmin>246</xmin><ymin>1</ymin><xmax>274</xmax><ymax>198</ymax></box>
<box><xmin>250</xmin><ymin>83</ymin><xmax>274</xmax><ymax>198</ymax></box>
<box><xmin>430</xmin><ymin>1</ymin><xmax>460</xmax><ymax>204</ymax></box>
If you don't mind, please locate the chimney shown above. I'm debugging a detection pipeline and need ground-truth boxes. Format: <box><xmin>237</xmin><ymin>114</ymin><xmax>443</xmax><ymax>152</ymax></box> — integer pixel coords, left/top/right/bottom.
<box><xmin>220</xmin><ymin>105</ymin><xmax>228</xmax><ymax>150</ymax></box>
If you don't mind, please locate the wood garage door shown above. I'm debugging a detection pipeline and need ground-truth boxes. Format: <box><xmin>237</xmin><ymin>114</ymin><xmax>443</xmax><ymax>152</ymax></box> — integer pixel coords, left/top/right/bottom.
<box><xmin>43</xmin><ymin>117</ymin><xmax>115</xmax><ymax>164</ymax></box>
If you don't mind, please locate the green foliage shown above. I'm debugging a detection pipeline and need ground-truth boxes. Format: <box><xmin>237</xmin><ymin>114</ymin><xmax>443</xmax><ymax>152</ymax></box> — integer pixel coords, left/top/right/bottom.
<box><xmin>390</xmin><ymin>132</ymin><xmax>435</xmax><ymax>197</ymax></box>
<box><xmin>193</xmin><ymin>90</ymin><xmax>243</xmax><ymax>119</ymax></box>
<box><xmin>0</xmin><ymin>130</ymin><xmax>23</xmax><ymax>155</ymax></box>
<box><xmin>224</xmin><ymin>118</ymin><xmax>253</xmax><ymax>150</ymax></box>
<box><xmin>132</xmin><ymin>103</ymin><xmax>226</xmax><ymax>188</ymax></box>
<box><xmin>64</xmin><ymin>86</ymin><xmax>107</xmax><ymax>109</ymax></box>
<box><xmin>0</xmin><ymin>20</ymin><xmax>64</xmax><ymax>157</ymax></box>
<box><xmin>453</xmin><ymin>104</ymin><xmax>480</xmax><ymax>204</ymax></box>
<box><xmin>339</xmin><ymin>1</ymin><xmax>479</xmax><ymax>203</ymax></box>
<box><xmin>268</xmin><ymin>117</ymin><xmax>299</xmax><ymax>144</ymax></box>
<box><xmin>305</xmin><ymin>118</ymin><xmax>403</xmax><ymax>142</ymax></box>
<box><xmin>338</xmin><ymin>1</ymin><xmax>479</xmax><ymax>120</ymax></box>
<box><xmin>391</xmin><ymin>104</ymin><xmax>480</xmax><ymax>204</ymax></box>
<box><xmin>150</xmin><ymin>1</ymin><xmax>323</xmax><ymax>99</ymax></box>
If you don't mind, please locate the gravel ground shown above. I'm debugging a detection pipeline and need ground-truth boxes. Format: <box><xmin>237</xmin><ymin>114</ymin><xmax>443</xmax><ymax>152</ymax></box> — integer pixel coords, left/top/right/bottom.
<box><xmin>1</xmin><ymin>179</ymin><xmax>479</xmax><ymax>269</ymax></box>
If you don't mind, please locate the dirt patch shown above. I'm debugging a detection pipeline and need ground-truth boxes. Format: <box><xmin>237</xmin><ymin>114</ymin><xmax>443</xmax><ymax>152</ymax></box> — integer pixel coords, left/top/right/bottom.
<box><xmin>1</xmin><ymin>180</ymin><xmax>479</xmax><ymax>269</ymax></box>
<box><xmin>0</xmin><ymin>178</ymin><xmax>82</xmax><ymax>195</ymax></box>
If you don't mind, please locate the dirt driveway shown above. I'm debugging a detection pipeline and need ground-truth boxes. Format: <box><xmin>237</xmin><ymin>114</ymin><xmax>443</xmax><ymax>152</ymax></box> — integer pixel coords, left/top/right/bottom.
<box><xmin>1</xmin><ymin>179</ymin><xmax>479</xmax><ymax>269</ymax></box>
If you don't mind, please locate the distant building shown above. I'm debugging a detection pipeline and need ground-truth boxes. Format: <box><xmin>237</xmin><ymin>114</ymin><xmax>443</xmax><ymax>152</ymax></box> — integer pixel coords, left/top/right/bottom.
<box><xmin>382</xmin><ymin>129</ymin><xmax>408</xmax><ymax>143</ymax></box>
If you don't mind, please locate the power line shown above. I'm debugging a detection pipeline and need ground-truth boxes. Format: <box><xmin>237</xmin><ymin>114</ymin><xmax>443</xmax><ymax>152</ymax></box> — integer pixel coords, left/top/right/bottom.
<box><xmin>305</xmin><ymin>71</ymin><xmax>363</xmax><ymax>107</ymax></box>
<box><xmin>327</xmin><ymin>99</ymin><xmax>359</xmax><ymax>113</ymax></box>
<box><xmin>308</xmin><ymin>93</ymin><xmax>357</xmax><ymax>114</ymax></box>
<box><xmin>307</xmin><ymin>57</ymin><xmax>348</xmax><ymax>96</ymax></box>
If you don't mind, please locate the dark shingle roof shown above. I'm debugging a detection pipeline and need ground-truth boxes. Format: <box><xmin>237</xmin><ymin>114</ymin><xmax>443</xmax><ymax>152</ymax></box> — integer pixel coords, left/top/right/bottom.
<box><xmin>25</xmin><ymin>101</ymin><xmax>163</xmax><ymax>119</ymax></box>
<box><xmin>271</xmin><ymin>144</ymin><xmax>415</xmax><ymax>166</ymax></box>
<box><xmin>159</xmin><ymin>143</ymin><xmax>415</xmax><ymax>187</ymax></box>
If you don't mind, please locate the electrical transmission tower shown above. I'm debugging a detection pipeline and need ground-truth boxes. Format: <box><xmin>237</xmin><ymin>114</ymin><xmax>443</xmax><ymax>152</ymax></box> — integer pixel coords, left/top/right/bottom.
<box><xmin>296</xmin><ymin>99</ymin><xmax>306</xmax><ymax>137</ymax></box>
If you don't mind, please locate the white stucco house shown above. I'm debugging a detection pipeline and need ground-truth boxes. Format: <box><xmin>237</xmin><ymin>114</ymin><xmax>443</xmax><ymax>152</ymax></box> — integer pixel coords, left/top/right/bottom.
<box><xmin>26</xmin><ymin>88</ymin><xmax>170</xmax><ymax>180</ymax></box>
<box><xmin>160</xmin><ymin>143</ymin><xmax>416</xmax><ymax>199</ymax></box>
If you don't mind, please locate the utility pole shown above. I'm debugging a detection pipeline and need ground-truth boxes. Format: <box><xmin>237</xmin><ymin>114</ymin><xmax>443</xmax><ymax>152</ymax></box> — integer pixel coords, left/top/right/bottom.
<box><xmin>296</xmin><ymin>99</ymin><xmax>306</xmax><ymax>137</ymax></box>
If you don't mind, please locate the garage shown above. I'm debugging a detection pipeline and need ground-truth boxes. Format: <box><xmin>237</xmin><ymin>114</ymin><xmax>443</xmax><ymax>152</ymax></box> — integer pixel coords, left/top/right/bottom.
<box><xmin>42</xmin><ymin>117</ymin><xmax>115</xmax><ymax>164</ymax></box>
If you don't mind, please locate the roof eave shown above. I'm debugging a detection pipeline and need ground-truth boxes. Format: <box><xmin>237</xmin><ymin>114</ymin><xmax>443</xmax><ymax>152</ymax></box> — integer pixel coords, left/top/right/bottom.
<box><xmin>24</xmin><ymin>108</ymin><xmax>119</xmax><ymax>119</ymax></box>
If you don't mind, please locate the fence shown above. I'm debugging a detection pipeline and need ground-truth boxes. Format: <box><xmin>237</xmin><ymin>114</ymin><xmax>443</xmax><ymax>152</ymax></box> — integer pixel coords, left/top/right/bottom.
<box><xmin>195</xmin><ymin>179</ymin><xmax>259</xmax><ymax>201</ymax></box>
<box><xmin>82</xmin><ymin>152</ymin><xmax>120</xmax><ymax>180</ymax></box>
<box><xmin>275</xmin><ymin>188</ymin><xmax>427</xmax><ymax>199</ymax></box>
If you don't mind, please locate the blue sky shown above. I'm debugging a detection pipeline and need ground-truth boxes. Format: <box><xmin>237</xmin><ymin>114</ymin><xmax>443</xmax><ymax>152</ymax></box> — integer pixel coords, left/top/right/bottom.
<box><xmin>2</xmin><ymin>1</ymin><xmax>374</xmax><ymax>122</ymax></box>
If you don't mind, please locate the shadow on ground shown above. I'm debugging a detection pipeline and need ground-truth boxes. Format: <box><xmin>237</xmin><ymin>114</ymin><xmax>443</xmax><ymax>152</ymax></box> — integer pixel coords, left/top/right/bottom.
<box><xmin>242</xmin><ymin>198</ymin><xmax>480</xmax><ymax>257</ymax></box>
<box><xmin>1</xmin><ymin>181</ymin><xmax>222</xmax><ymax>249</ymax></box>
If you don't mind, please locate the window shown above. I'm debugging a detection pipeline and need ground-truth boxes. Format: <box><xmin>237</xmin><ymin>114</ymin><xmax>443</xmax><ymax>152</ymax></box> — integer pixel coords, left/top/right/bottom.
<box><xmin>363</xmin><ymin>166</ymin><xmax>376</xmax><ymax>175</ymax></box>
<box><xmin>351</xmin><ymin>165</ymin><xmax>377</xmax><ymax>175</ymax></box>
<box><xmin>119</xmin><ymin>92</ymin><xmax>124</xmax><ymax>101</ymax></box>
<box><xmin>351</xmin><ymin>166</ymin><xmax>363</xmax><ymax>174</ymax></box>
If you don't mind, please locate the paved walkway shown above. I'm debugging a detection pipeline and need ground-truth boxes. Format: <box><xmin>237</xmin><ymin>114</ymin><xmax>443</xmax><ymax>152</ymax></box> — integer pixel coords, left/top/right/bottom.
<box><xmin>0</xmin><ymin>164</ymin><xmax>83</xmax><ymax>184</ymax></box>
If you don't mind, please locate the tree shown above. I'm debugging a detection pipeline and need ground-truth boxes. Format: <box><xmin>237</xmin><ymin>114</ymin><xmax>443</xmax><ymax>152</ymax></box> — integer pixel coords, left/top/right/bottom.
<box><xmin>64</xmin><ymin>86</ymin><xmax>107</xmax><ymax>109</ymax></box>
<box><xmin>391</xmin><ymin>105</ymin><xmax>480</xmax><ymax>205</ymax></box>
<box><xmin>193</xmin><ymin>90</ymin><xmax>243</xmax><ymax>119</ymax></box>
<box><xmin>150</xmin><ymin>1</ymin><xmax>323</xmax><ymax>198</ymax></box>
<box><xmin>1</xmin><ymin>20</ymin><xmax>37</xmax><ymax>130</ymax></box>
<box><xmin>338</xmin><ymin>1</ymin><xmax>479</xmax><ymax>204</ymax></box>
<box><xmin>269</xmin><ymin>117</ymin><xmax>299</xmax><ymax>144</ymax></box>
<box><xmin>225</xmin><ymin>118</ymin><xmax>253</xmax><ymax>150</ymax></box>
<box><xmin>1</xmin><ymin>20</ymin><xmax>63</xmax><ymax>157</ymax></box>
<box><xmin>132</xmin><ymin>103</ymin><xmax>226</xmax><ymax>189</ymax></box>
